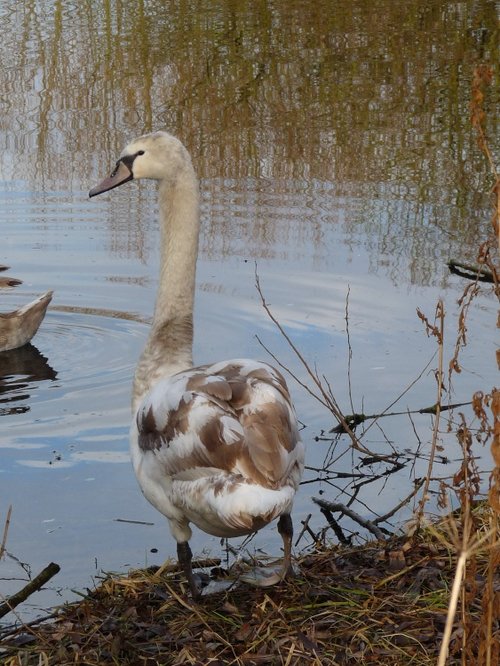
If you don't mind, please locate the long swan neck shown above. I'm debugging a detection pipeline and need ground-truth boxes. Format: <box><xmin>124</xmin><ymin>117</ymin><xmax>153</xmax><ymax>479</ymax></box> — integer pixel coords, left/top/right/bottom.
<box><xmin>133</xmin><ymin>162</ymin><xmax>199</xmax><ymax>411</ymax></box>
<box><xmin>155</xmin><ymin>168</ymin><xmax>199</xmax><ymax>323</ymax></box>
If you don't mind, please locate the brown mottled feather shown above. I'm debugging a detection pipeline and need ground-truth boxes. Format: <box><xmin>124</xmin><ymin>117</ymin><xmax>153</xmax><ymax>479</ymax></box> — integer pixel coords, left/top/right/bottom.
<box><xmin>137</xmin><ymin>361</ymin><xmax>300</xmax><ymax>490</ymax></box>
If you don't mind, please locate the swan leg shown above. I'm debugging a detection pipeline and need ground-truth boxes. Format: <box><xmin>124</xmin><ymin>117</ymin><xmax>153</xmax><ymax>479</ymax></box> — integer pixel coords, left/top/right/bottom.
<box><xmin>237</xmin><ymin>514</ymin><xmax>295</xmax><ymax>588</ymax></box>
<box><xmin>177</xmin><ymin>541</ymin><xmax>200</xmax><ymax>599</ymax></box>
<box><xmin>277</xmin><ymin>513</ymin><xmax>294</xmax><ymax>579</ymax></box>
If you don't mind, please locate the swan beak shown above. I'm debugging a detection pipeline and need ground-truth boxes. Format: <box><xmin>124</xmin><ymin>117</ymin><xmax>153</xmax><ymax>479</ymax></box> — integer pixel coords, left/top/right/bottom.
<box><xmin>89</xmin><ymin>160</ymin><xmax>133</xmax><ymax>197</ymax></box>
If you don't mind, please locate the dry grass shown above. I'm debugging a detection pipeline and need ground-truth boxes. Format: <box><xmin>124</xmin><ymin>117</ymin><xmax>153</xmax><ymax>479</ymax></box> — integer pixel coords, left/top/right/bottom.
<box><xmin>1</xmin><ymin>503</ymin><xmax>498</xmax><ymax>666</ymax></box>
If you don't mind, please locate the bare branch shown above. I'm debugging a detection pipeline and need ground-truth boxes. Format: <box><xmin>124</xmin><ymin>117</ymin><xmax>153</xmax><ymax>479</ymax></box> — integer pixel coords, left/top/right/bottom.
<box><xmin>0</xmin><ymin>562</ymin><xmax>60</xmax><ymax>619</ymax></box>
<box><xmin>312</xmin><ymin>497</ymin><xmax>386</xmax><ymax>540</ymax></box>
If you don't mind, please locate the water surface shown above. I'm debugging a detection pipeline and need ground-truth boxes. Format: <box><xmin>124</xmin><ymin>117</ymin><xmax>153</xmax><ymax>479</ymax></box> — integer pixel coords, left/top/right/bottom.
<box><xmin>0</xmin><ymin>0</ymin><xmax>498</xmax><ymax>619</ymax></box>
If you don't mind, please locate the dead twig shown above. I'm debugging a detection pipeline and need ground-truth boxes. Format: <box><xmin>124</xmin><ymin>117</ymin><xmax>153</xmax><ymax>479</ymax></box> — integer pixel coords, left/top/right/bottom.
<box><xmin>436</xmin><ymin>527</ymin><xmax>496</xmax><ymax>666</ymax></box>
<box><xmin>294</xmin><ymin>513</ymin><xmax>315</xmax><ymax>546</ymax></box>
<box><xmin>0</xmin><ymin>505</ymin><xmax>12</xmax><ymax>559</ymax></box>
<box><xmin>373</xmin><ymin>479</ymin><xmax>425</xmax><ymax>525</ymax></box>
<box><xmin>0</xmin><ymin>562</ymin><xmax>60</xmax><ymax>619</ymax></box>
<box><xmin>344</xmin><ymin>286</ymin><xmax>355</xmax><ymax>415</ymax></box>
<box><xmin>254</xmin><ymin>270</ymin><xmax>374</xmax><ymax>455</ymax></box>
<box><xmin>312</xmin><ymin>497</ymin><xmax>386</xmax><ymax>540</ymax></box>
<box><xmin>330</xmin><ymin>401</ymin><xmax>471</xmax><ymax>433</ymax></box>
<box><xmin>414</xmin><ymin>301</ymin><xmax>445</xmax><ymax>526</ymax></box>
<box><xmin>315</xmin><ymin>504</ymin><xmax>350</xmax><ymax>545</ymax></box>
<box><xmin>349</xmin><ymin>351</ymin><xmax>438</xmax><ymax>442</ymax></box>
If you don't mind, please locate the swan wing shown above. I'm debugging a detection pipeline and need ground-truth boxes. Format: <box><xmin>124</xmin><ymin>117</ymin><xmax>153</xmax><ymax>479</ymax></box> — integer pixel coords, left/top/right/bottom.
<box><xmin>135</xmin><ymin>359</ymin><xmax>303</xmax><ymax>490</ymax></box>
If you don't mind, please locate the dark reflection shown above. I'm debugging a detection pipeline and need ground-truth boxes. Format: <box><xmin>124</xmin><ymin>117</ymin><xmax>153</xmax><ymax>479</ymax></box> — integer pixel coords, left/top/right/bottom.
<box><xmin>0</xmin><ymin>344</ymin><xmax>57</xmax><ymax>416</ymax></box>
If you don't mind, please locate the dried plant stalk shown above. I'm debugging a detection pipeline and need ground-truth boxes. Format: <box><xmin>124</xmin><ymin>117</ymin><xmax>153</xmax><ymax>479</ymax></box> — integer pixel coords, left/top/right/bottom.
<box><xmin>0</xmin><ymin>505</ymin><xmax>12</xmax><ymax>559</ymax></box>
<box><xmin>414</xmin><ymin>300</ymin><xmax>445</xmax><ymax>525</ymax></box>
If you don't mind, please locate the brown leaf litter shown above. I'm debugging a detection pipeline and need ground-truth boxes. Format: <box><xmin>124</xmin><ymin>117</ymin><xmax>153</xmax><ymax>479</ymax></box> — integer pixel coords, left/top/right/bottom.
<box><xmin>1</xmin><ymin>510</ymin><xmax>499</xmax><ymax>665</ymax></box>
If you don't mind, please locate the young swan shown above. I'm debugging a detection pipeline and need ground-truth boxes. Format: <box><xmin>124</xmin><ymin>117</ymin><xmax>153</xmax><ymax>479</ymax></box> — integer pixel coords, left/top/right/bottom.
<box><xmin>90</xmin><ymin>132</ymin><xmax>304</xmax><ymax>597</ymax></box>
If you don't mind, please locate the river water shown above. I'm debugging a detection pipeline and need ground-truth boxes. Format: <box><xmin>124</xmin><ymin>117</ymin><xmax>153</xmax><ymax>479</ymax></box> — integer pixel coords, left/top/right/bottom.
<box><xmin>0</xmin><ymin>0</ymin><xmax>498</xmax><ymax>619</ymax></box>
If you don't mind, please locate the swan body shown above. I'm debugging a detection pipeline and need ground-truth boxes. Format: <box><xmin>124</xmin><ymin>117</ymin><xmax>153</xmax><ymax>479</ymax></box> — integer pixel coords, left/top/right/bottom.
<box><xmin>0</xmin><ymin>291</ymin><xmax>53</xmax><ymax>352</ymax></box>
<box><xmin>90</xmin><ymin>132</ymin><xmax>304</xmax><ymax>596</ymax></box>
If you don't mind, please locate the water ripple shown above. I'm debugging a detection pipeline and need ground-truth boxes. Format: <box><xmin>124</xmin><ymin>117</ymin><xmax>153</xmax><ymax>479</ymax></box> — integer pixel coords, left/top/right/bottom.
<box><xmin>0</xmin><ymin>309</ymin><xmax>146</xmax><ymax>470</ymax></box>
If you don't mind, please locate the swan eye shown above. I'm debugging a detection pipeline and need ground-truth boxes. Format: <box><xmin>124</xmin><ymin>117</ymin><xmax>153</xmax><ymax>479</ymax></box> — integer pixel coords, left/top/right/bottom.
<box><xmin>137</xmin><ymin>150</ymin><xmax>145</xmax><ymax>156</ymax></box>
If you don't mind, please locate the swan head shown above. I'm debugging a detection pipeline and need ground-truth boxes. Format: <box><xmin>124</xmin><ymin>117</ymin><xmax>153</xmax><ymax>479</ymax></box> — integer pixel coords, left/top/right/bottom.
<box><xmin>89</xmin><ymin>131</ymin><xmax>192</xmax><ymax>197</ymax></box>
